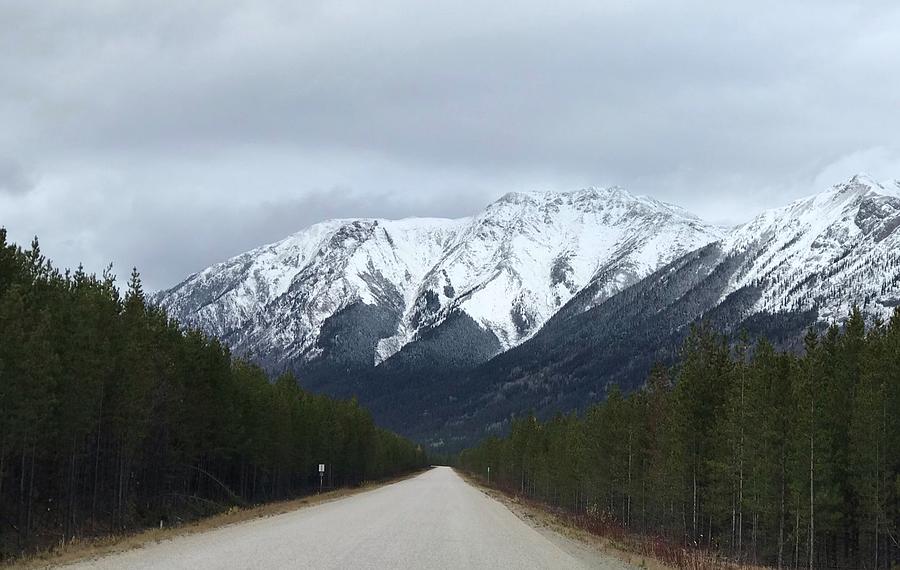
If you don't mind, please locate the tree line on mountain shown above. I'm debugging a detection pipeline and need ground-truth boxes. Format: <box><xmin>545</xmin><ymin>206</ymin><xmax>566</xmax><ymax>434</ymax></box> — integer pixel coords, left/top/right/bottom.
<box><xmin>425</xmin><ymin>248</ymin><xmax>842</xmax><ymax>452</ymax></box>
<box><xmin>460</xmin><ymin>309</ymin><xmax>899</xmax><ymax>569</ymax></box>
<box><xmin>0</xmin><ymin>230</ymin><xmax>426</xmax><ymax>559</ymax></box>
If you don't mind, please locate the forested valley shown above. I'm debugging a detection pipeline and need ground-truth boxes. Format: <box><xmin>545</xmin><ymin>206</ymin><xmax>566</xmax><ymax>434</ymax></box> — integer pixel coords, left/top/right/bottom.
<box><xmin>0</xmin><ymin>230</ymin><xmax>426</xmax><ymax>560</ymax></box>
<box><xmin>460</xmin><ymin>309</ymin><xmax>900</xmax><ymax>569</ymax></box>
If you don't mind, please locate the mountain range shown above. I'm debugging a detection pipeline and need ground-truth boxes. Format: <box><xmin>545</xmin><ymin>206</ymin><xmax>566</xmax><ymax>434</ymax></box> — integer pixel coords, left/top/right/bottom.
<box><xmin>155</xmin><ymin>174</ymin><xmax>900</xmax><ymax>449</ymax></box>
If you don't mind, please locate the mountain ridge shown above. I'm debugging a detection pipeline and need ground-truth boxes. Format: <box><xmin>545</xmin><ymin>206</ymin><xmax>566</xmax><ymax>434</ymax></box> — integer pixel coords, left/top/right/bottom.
<box><xmin>156</xmin><ymin>185</ymin><xmax>723</xmax><ymax>379</ymax></box>
<box><xmin>155</xmin><ymin>175</ymin><xmax>900</xmax><ymax>448</ymax></box>
<box><xmin>398</xmin><ymin>174</ymin><xmax>900</xmax><ymax>447</ymax></box>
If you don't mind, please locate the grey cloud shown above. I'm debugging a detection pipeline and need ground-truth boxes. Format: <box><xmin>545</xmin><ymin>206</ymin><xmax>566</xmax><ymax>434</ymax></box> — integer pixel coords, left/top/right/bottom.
<box><xmin>0</xmin><ymin>158</ymin><xmax>33</xmax><ymax>195</ymax></box>
<box><xmin>128</xmin><ymin>183</ymin><xmax>491</xmax><ymax>291</ymax></box>
<box><xmin>1</xmin><ymin>1</ymin><xmax>899</xmax><ymax>288</ymax></box>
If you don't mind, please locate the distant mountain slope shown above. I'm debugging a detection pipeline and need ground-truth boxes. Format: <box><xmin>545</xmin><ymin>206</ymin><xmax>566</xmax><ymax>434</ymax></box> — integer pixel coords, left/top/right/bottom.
<box><xmin>155</xmin><ymin>187</ymin><xmax>722</xmax><ymax>386</ymax></box>
<box><xmin>719</xmin><ymin>174</ymin><xmax>900</xmax><ymax>318</ymax></box>
<box><xmin>403</xmin><ymin>175</ymin><xmax>900</xmax><ymax>448</ymax></box>
<box><xmin>156</xmin><ymin>217</ymin><xmax>463</xmax><ymax>371</ymax></box>
<box><xmin>156</xmin><ymin>175</ymin><xmax>900</xmax><ymax>450</ymax></box>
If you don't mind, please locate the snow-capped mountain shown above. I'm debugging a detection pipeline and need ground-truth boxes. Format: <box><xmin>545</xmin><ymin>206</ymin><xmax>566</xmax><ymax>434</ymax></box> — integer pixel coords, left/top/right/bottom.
<box><xmin>155</xmin><ymin>187</ymin><xmax>723</xmax><ymax>374</ymax></box>
<box><xmin>157</xmin><ymin>217</ymin><xmax>463</xmax><ymax>368</ymax></box>
<box><xmin>378</xmin><ymin>188</ymin><xmax>723</xmax><ymax>360</ymax></box>
<box><xmin>417</xmin><ymin>174</ymin><xmax>900</xmax><ymax>447</ymax></box>
<box><xmin>718</xmin><ymin>174</ymin><xmax>900</xmax><ymax>321</ymax></box>
<box><xmin>155</xmin><ymin>174</ymin><xmax>900</xmax><ymax>447</ymax></box>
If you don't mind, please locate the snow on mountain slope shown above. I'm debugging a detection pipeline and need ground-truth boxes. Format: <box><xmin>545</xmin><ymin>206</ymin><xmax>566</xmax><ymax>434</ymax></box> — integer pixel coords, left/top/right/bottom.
<box><xmin>412</xmin><ymin>175</ymin><xmax>900</xmax><ymax>447</ymax></box>
<box><xmin>157</xmin><ymin>217</ymin><xmax>463</xmax><ymax>366</ymax></box>
<box><xmin>377</xmin><ymin>188</ymin><xmax>723</xmax><ymax>361</ymax></box>
<box><xmin>156</xmin><ymin>187</ymin><xmax>722</xmax><ymax>372</ymax></box>
<box><xmin>718</xmin><ymin>174</ymin><xmax>900</xmax><ymax>321</ymax></box>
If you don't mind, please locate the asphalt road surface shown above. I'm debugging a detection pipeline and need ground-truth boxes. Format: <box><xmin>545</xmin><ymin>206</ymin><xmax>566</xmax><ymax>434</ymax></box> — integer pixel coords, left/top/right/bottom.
<box><xmin>66</xmin><ymin>466</ymin><xmax>632</xmax><ymax>569</ymax></box>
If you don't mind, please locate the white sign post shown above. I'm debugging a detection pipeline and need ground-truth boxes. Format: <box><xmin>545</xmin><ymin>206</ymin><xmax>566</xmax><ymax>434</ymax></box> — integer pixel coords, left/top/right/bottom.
<box><xmin>318</xmin><ymin>464</ymin><xmax>326</xmax><ymax>494</ymax></box>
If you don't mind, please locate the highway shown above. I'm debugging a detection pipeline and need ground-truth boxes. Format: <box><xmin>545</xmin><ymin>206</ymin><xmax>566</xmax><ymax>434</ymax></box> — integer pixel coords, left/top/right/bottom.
<box><xmin>66</xmin><ymin>467</ymin><xmax>632</xmax><ymax>569</ymax></box>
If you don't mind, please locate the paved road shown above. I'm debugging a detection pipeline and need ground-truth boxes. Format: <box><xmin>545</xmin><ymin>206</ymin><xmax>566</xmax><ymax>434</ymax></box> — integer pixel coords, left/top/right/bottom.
<box><xmin>66</xmin><ymin>467</ymin><xmax>630</xmax><ymax>569</ymax></box>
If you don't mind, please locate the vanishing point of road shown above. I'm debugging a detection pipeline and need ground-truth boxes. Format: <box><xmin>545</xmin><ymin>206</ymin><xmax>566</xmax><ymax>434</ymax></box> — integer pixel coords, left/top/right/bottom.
<box><xmin>65</xmin><ymin>467</ymin><xmax>634</xmax><ymax>569</ymax></box>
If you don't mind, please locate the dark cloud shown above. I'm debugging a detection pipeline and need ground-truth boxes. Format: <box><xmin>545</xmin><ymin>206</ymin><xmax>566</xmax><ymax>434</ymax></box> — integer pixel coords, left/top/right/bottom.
<box><xmin>1</xmin><ymin>1</ymin><xmax>899</xmax><ymax>290</ymax></box>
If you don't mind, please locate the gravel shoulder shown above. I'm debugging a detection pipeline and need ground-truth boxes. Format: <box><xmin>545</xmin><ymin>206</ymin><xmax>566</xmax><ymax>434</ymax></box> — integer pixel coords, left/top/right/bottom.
<box><xmin>12</xmin><ymin>471</ymin><xmax>423</xmax><ymax>570</ymax></box>
<box><xmin>460</xmin><ymin>474</ymin><xmax>672</xmax><ymax>570</ymax></box>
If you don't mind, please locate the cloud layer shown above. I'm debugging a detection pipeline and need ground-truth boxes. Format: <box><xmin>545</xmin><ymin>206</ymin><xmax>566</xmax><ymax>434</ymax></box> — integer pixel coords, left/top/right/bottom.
<box><xmin>2</xmin><ymin>1</ymin><xmax>899</xmax><ymax>289</ymax></box>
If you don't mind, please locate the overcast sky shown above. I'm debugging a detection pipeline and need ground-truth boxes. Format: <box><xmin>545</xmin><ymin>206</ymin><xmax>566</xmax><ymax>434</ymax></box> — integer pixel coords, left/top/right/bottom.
<box><xmin>2</xmin><ymin>1</ymin><xmax>900</xmax><ymax>290</ymax></box>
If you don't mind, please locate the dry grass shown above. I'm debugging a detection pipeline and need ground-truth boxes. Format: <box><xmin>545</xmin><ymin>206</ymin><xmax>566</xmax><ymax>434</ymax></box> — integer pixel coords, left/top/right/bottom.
<box><xmin>459</xmin><ymin>472</ymin><xmax>769</xmax><ymax>570</ymax></box>
<box><xmin>6</xmin><ymin>470</ymin><xmax>426</xmax><ymax>569</ymax></box>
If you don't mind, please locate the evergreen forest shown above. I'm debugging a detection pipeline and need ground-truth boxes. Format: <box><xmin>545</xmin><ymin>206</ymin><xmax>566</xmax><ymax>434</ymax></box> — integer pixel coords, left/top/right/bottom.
<box><xmin>0</xmin><ymin>230</ymin><xmax>426</xmax><ymax>559</ymax></box>
<box><xmin>460</xmin><ymin>310</ymin><xmax>900</xmax><ymax>569</ymax></box>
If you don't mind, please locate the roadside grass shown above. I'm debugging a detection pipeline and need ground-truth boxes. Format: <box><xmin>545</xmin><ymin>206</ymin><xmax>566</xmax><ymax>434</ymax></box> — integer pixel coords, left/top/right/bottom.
<box><xmin>6</xmin><ymin>469</ymin><xmax>428</xmax><ymax>569</ymax></box>
<box><xmin>459</xmin><ymin>471</ymin><xmax>767</xmax><ymax>570</ymax></box>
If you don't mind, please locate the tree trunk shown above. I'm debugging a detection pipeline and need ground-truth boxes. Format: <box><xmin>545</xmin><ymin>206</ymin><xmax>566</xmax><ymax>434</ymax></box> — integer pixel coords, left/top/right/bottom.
<box><xmin>692</xmin><ymin>466</ymin><xmax>698</xmax><ymax>544</ymax></box>
<box><xmin>626</xmin><ymin>429</ymin><xmax>633</xmax><ymax>527</ymax></box>
<box><xmin>91</xmin><ymin>385</ymin><xmax>104</xmax><ymax>531</ymax></box>
<box><xmin>0</xmin><ymin>434</ymin><xmax>6</xmax><ymax>518</ymax></box>
<box><xmin>738</xmin><ymin>365</ymin><xmax>745</xmax><ymax>561</ymax></box>
<box><xmin>809</xmin><ymin>409</ymin><xmax>814</xmax><ymax>570</ymax></box>
<box><xmin>731</xmin><ymin>488</ymin><xmax>736</xmax><ymax>555</ymax></box>
<box><xmin>67</xmin><ymin>434</ymin><xmax>77</xmax><ymax>541</ymax></box>
<box><xmin>753</xmin><ymin>511</ymin><xmax>758</xmax><ymax>565</ymax></box>
<box><xmin>520</xmin><ymin>459</ymin><xmax>525</xmax><ymax>495</ymax></box>
<box><xmin>18</xmin><ymin>437</ymin><xmax>27</xmax><ymax>551</ymax></box>
<box><xmin>779</xmin><ymin>461</ymin><xmax>786</xmax><ymax>569</ymax></box>
<box><xmin>738</xmin><ymin>467</ymin><xmax>744</xmax><ymax>559</ymax></box>
<box><xmin>26</xmin><ymin>440</ymin><xmax>36</xmax><ymax>542</ymax></box>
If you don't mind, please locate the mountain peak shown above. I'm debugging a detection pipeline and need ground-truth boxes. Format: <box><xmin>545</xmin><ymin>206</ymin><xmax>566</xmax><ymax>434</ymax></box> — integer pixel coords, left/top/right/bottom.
<box><xmin>495</xmin><ymin>185</ymin><xmax>637</xmax><ymax>203</ymax></box>
<box><xmin>847</xmin><ymin>172</ymin><xmax>878</xmax><ymax>186</ymax></box>
<box><xmin>832</xmin><ymin>172</ymin><xmax>883</xmax><ymax>195</ymax></box>
<box><xmin>823</xmin><ymin>172</ymin><xmax>900</xmax><ymax>200</ymax></box>
<box><xmin>745</xmin><ymin>174</ymin><xmax>898</xmax><ymax>227</ymax></box>
<box><xmin>723</xmin><ymin>174</ymin><xmax>900</xmax><ymax>322</ymax></box>
<box><xmin>491</xmin><ymin>185</ymin><xmax>702</xmax><ymax>223</ymax></box>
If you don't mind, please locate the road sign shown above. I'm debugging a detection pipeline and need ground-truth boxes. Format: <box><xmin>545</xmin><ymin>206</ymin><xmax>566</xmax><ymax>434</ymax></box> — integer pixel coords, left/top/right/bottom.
<box><xmin>319</xmin><ymin>463</ymin><xmax>326</xmax><ymax>473</ymax></box>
